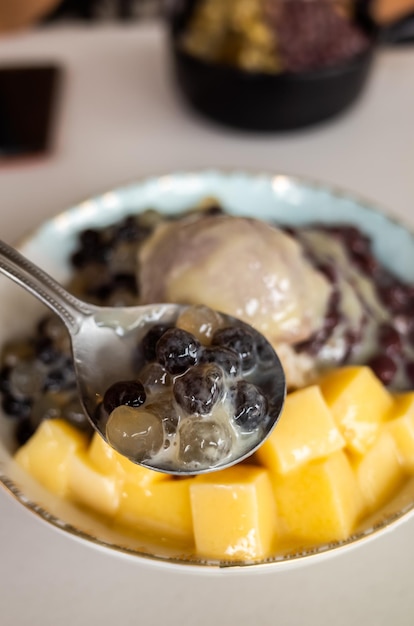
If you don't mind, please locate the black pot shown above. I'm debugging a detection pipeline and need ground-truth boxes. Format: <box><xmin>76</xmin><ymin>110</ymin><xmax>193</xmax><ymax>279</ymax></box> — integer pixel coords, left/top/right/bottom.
<box><xmin>166</xmin><ymin>0</ymin><xmax>377</xmax><ymax>131</ymax></box>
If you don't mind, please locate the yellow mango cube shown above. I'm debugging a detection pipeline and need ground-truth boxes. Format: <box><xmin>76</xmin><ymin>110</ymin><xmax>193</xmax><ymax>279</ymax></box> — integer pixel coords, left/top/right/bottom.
<box><xmin>116</xmin><ymin>478</ymin><xmax>194</xmax><ymax>544</ymax></box>
<box><xmin>318</xmin><ymin>366</ymin><xmax>393</xmax><ymax>454</ymax></box>
<box><xmin>352</xmin><ymin>429</ymin><xmax>405</xmax><ymax>514</ymax></box>
<box><xmin>272</xmin><ymin>451</ymin><xmax>362</xmax><ymax>544</ymax></box>
<box><xmin>88</xmin><ymin>432</ymin><xmax>166</xmax><ymax>487</ymax></box>
<box><xmin>257</xmin><ymin>385</ymin><xmax>345</xmax><ymax>474</ymax></box>
<box><xmin>190</xmin><ymin>465</ymin><xmax>277</xmax><ymax>561</ymax></box>
<box><xmin>14</xmin><ymin>419</ymin><xmax>88</xmax><ymax>497</ymax></box>
<box><xmin>385</xmin><ymin>393</ymin><xmax>414</xmax><ymax>472</ymax></box>
<box><xmin>68</xmin><ymin>450</ymin><xmax>122</xmax><ymax>517</ymax></box>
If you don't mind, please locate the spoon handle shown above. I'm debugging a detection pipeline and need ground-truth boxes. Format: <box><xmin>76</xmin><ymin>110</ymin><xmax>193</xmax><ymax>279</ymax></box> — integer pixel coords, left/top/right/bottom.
<box><xmin>0</xmin><ymin>239</ymin><xmax>92</xmax><ymax>334</ymax></box>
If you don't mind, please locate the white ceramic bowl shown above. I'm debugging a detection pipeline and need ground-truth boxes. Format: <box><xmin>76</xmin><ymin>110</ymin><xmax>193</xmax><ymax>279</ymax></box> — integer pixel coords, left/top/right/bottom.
<box><xmin>2</xmin><ymin>170</ymin><xmax>414</xmax><ymax>572</ymax></box>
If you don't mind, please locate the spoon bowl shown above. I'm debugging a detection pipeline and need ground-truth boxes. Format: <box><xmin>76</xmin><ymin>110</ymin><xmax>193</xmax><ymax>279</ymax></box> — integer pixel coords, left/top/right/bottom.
<box><xmin>0</xmin><ymin>238</ymin><xmax>286</xmax><ymax>475</ymax></box>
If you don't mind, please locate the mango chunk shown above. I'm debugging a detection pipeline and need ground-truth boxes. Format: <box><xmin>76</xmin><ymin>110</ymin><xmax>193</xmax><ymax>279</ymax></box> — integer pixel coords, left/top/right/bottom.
<box><xmin>68</xmin><ymin>450</ymin><xmax>122</xmax><ymax>517</ymax></box>
<box><xmin>318</xmin><ymin>366</ymin><xmax>393</xmax><ymax>455</ymax></box>
<box><xmin>352</xmin><ymin>429</ymin><xmax>406</xmax><ymax>514</ymax></box>
<box><xmin>88</xmin><ymin>432</ymin><xmax>166</xmax><ymax>487</ymax></box>
<box><xmin>116</xmin><ymin>478</ymin><xmax>194</xmax><ymax>544</ymax></box>
<box><xmin>272</xmin><ymin>451</ymin><xmax>362</xmax><ymax>544</ymax></box>
<box><xmin>14</xmin><ymin>419</ymin><xmax>88</xmax><ymax>497</ymax></box>
<box><xmin>385</xmin><ymin>393</ymin><xmax>414</xmax><ymax>473</ymax></box>
<box><xmin>257</xmin><ymin>385</ymin><xmax>345</xmax><ymax>474</ymax></box>
<box><xmin>190</xmin><ymin>465</ymin><xmax>277</xmax><ymax>561</ymax></box>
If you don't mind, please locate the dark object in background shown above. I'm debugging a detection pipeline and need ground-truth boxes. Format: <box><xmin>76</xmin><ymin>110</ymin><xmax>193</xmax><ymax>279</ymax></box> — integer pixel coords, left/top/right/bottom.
<box><xmin>44</xmin><ymin>0</ymin><xmax>162</xmax><ymax>20</ymax></box>
<box><xmin>380</xmin><ymin>12</ymin><xmax>414</xmax><ymax>43</ymax></box>
<box><xmin>41</xmin><ymin>0</ymin><xmax>414</xmax><ymax>44</ymax></box>
<box><xmin>167</xmin><ymin>0</ymin><xmax>377</xmax><ymax>132</ymax></box>
<box><xmin>0</xmin><ymin>64</ymin><xmax>61</xmax><ymax>158</ymax></box>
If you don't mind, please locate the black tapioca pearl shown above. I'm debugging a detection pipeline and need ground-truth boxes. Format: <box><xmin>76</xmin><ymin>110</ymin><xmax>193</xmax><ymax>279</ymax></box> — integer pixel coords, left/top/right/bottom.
<box><xmin>71</xmin><ymin>246</ymin><xmax>108</xmax><ymax>269</ymax></box>
<box><xmin>33</xmin><ymin>336</ymin><xmax>61</xmax><ymax>365</ymax></box>
<box><xmin>111</xmin><ymin>272</ymin><xmax>138</xmax><ymax>295</ymax></box>
<box><xmin>79</xmin><ymin>228</ymin><xmax>102</xmax><ymax>248</ymax></box>
<box><xmin>43</xmin><ymin>360</ymin><xmax>76</xmax><ymax>392</ymax></box>
<box><xmin>0</xmin><ymin>365</ymin><xmax>12</xmax><ymax>394</ymax></box>
<box><xmin>103</xmin><ymin>380</ymin><xmax>146</xmax><ymax>414</ymax></box>
<box><xmin>255</xmin><ymin>337</ymin><xmax>277</xmax><ymax>367</ymax></box>
<box><xmin>88</xmin><ymin>273</ymin><xmax>138</xmax><ymax>302</ymax></box>
<box><xmin>1</xmin><ymin>393</ymin><xmax>32</xmax><ymax>419</ymax></box>
<box><xmin>232</xmin><ymin>380</ymin><xmax>268</xmax><ymax>433</ymax></box>
<box><xmin>71</xmin><ymin>229</ymin><xmax>110</xmax><ymax>268</ymax></box>
<box><xmin>173</xmin><ymin>364</ymin><xmax>224</xmax><ymax>415</ymax></box>
<box><xmin>114</xmin><ymin>216</ymin><xmax>151</xmax><ymax>243</ymax></box>
<box><xmin>141</xmin><ymin>324</ymin><xmax>173</xmax><ymax>362</ymax></box>
<box><xmin>43</xmin><ymin>369</ymin><xmax>66</xmax><ymax>392</ymax></box>
<box><xmin>86</xmin><ymin>282</ymin><xmax>113</xmax><ymax>302</ymax></box>
<box><xmin>156</xmin><ymin>328</ymin><xmax>200</xmax><ymax>375</ymax></box>
<box><xmin>212</xmin><ymin>326</ymin><xmax>257</xmax><ymax>372</ymax></box>
<box><xmin>199</xmin><ymin>346</ymin><xmax>241</xmax><ymax>377</ymax></box>
<box><xmin>70</xmin><ymin>250</ymin><xmax>86</xmax><ymax>269</ymax></box>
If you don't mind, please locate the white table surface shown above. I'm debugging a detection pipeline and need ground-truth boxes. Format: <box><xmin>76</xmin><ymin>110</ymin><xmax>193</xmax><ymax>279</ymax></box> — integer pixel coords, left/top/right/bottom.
<box><xmin>1</xmin><ymin>21</ymin><xmax>414</xmax><ymax>626</ymax></box>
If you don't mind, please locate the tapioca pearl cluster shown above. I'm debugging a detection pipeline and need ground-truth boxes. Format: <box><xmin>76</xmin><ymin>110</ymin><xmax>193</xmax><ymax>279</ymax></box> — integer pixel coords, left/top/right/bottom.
<box><xmin>69</xmin><ymin>213</ymin><xmax>157</xmax><ymax>306</ymax></box>
<box><xmin>103</xmin><ymin>307</ymin><xmax>270</xmax><ymax>467</ymax></box>
<box><xmin>0</xmin><ymin>313</ymin><xmax>89</xmax><ymax>445</ymax></box>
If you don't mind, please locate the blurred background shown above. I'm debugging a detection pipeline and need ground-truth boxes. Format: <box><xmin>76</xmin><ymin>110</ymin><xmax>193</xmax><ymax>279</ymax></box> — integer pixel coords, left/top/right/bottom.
<box><xmin>0</xmin><ymin>0</ymin><xmax>413</xmax><ymax>31</ymax></box>
<box><xmin>0</xmin><ymin>0</ymin><xmax>163</xmax><ymax>30</ymax></box>
<box><xmin>1</xmin><ymin>0</ymin><xmax>414</xmax><ymax>233</ymax></box>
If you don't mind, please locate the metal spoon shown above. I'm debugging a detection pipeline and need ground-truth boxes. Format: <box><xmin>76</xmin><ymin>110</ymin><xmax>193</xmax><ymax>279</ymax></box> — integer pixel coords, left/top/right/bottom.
<box><xmin>0</xmin><ymin>238</ymin><xmax>286</xmax><ymax>475</ymax></box>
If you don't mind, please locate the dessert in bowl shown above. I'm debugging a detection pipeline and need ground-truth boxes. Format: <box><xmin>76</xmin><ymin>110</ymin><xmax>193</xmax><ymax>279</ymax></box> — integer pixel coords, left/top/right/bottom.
<box><xmin>167</xmin><ymin>0</ymin><xmax>376</xmax><ymax>130</ymax></box>
<box><xmin>2</xmin><ymin>170</ymin><xmax>414</xmax><ymax>571</ymax></box>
